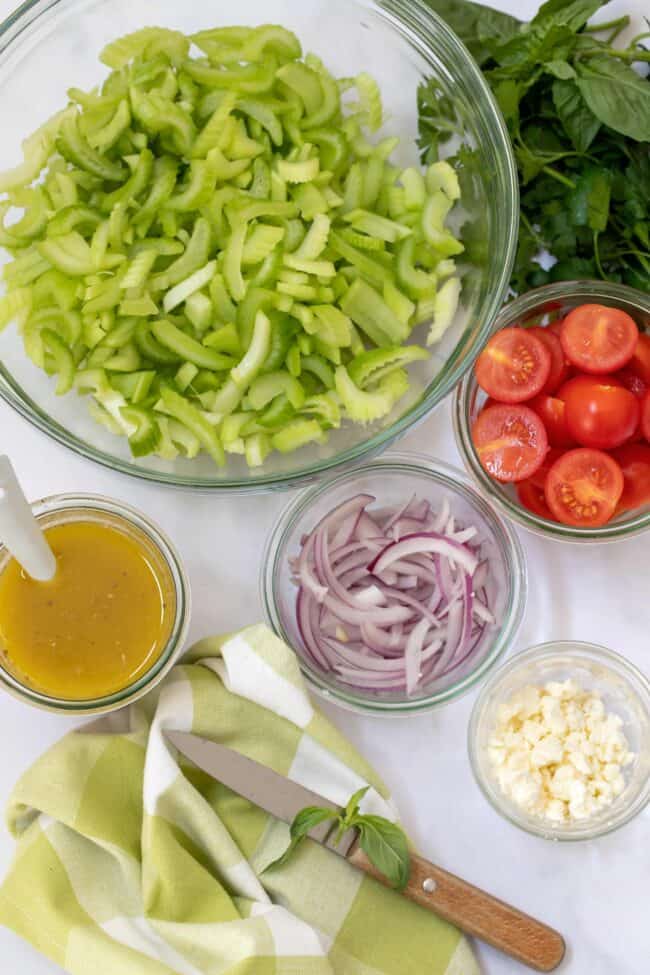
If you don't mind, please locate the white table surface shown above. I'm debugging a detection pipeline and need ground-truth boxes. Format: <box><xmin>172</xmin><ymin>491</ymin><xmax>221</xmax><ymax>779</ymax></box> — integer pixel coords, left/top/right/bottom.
<box><xmin>0</xmin><ymin>1</ymin><xmax>648</xmax><ymax>972</ymax></box>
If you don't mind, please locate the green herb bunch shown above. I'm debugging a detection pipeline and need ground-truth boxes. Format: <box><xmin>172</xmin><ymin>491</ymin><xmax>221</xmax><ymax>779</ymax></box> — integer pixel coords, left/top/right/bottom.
<box><xmin>418</xmin><ymin>0</ymin><xmax>650</xmax><ymax>293</ymax></box>
<box><xmin>269</xmin><ymin>786</ymin><xmax>411</xmax><ymax>890</ymax></box>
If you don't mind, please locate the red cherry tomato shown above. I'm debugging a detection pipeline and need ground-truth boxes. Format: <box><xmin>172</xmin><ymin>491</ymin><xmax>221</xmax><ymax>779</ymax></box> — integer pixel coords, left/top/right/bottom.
<box><xmin>517</xmin><ymin>480</ymin><xmax>555</xmax><ymax>520</ymax></box>
<box><xmin>627</xmin><ymin>333</ymin><xmax>650</xmax><ymax>386</ymax></box>
<box><xmin>545</xmin><ymin>448</ymin><xmax>624</xmax><ymax>527</ymax></box>
<box><xmin>642</xmin><ymin>390</ymin><xmax>650</xmax><ymax>443</ymax></box>
<box><xmin>527</xmin><ymin>326</ymin><xmax>569</xmax><ymax>394</ymax></box>
<box><xmin>474</xmin><ymin>328</ymin><xmax>551</xmax><ymax>403</ymax></box>
<box><xmin>547</xmin><ymin>319</ymin><xmax>565</xmax><ymax>338</ymax></box>
<box><xmin>529</xmin><ymin>447</ymin><xmax>565</xmax><ymax>490</ymax></box>
<box><xmin>472</xmin><ymin>404</ymin><xmax>548</xmax><ymax>483</ymax></box>
<box><xmin>615</xmin><ymin>367</ymin><xmax>648</xmax><ymax>400</ymax></box>
<box><xmin>528</xmin><ymin>395</ymin><xmax>576</xmax><ymax>448</ymax></box>
<box><xmin>560</xmin><ymin>304</ymin><xmax>639</xmax><ymax>374</ymax></box>
<box><xmin>561</xmin><ymin>376</ymin><xmax>640</xmax><ymax>449</ymax></box>
<box><xmin>610</xmin><ymin>443</ymin><xmax>650</xmax><ymax>512</ymax></box>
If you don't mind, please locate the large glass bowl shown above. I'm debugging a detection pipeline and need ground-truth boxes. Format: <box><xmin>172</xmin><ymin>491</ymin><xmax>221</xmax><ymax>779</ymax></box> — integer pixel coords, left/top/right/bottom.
<box><xmin>454</xmin><ymin>281</ymin><xmax>650</xmax><ymax>542</ymax></box>
<box><xmin>260</xmin><ymin>452</ymin><xmax>527</xmax><ymax>715</ymax></box>
<box><xmin>0</xmin><ymin>0</ymin><xmax>517</xmax><ymax>492</ymax></box>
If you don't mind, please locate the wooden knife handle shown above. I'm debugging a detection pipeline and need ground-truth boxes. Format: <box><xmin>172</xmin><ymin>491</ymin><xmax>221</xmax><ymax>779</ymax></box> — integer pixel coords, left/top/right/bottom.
<box><xmin>347</xmin><ymin>844</ymin><xmax>565</xmax><ymax>972</ymax></box>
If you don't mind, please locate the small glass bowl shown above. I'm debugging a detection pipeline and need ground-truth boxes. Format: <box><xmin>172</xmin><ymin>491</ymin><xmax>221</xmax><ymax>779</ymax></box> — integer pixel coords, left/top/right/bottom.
<box><xmin>468</xmin><ymin>642</ymin><xmax>650</xmax><ymax>841</ymax></box>
<box><xmin>260</xmin><ymin>452</ymin><xmax>527</xmax><ymax>715</ymax></box>
<box><xmin>0</xmin><ymin>494</ymin><xmax>190</xmax><ymax>714</ymax></box>
<box><xmin>453</xmin><ymin>280</ymin><xmax>650</xmax><ymax>542</ymax></box>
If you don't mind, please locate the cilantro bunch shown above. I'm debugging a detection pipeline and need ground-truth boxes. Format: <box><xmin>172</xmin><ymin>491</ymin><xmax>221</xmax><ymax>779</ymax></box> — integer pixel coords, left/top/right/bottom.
<box><xmin>418</xmin><ymin>0</ymin><xmax>650</xmax><ymax>293</ymax></box>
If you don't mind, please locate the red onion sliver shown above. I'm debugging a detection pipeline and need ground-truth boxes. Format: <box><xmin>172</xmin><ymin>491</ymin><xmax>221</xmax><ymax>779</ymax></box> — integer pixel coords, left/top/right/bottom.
<box><xmin>368</xmin><ymin>533</ymin><xmax>479</xmax><ymax>578</ymax></box>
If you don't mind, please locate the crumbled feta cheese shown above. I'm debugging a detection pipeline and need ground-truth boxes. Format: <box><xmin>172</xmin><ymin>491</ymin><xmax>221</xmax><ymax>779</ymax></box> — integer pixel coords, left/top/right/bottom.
<box><xmin>488</xmin><ymin>680</ymin><xmax>634</xmax><ymax>823</ymax></box>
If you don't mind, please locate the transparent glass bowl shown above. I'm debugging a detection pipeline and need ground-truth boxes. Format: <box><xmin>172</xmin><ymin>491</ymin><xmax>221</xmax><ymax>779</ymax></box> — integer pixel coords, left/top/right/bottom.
<box><xmin>468</xmin><ymin>642</ymin><xmax>650</xmax><ymax>841</ymax></box>
<box><xmin>454</xmin><ymin>280</ymin><xmax>650</xmax><ymax>542</ymax></box>
<box><xmin>0</xmin><ymin>0</ymin><xmax>517</xmax><ymax>492</ymax></box>
<box><xmin>0</xmin><ymin>494</ymin><xmax>190</xmax><ymax>714</ymax></box>
<box><xmin>260</xmin><ymin>451</ymin><xmax>527</xmax><ymax>715</ymax></box>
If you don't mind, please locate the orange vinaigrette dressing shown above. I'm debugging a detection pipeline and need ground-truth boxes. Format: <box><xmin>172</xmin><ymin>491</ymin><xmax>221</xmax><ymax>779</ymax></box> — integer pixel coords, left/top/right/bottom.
<box><xmin>0</xmin><ymin>520</ymin><xmax>173</xmax><ymax>700</ymax></box>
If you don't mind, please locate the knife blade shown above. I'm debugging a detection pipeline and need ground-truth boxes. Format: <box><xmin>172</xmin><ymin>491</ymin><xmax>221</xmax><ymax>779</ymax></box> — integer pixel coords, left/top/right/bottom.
<box><xmin>166</xmin><ymin>730</ymin><xmax>356</xmax><ymax>854</ymax></box>
<box><xmin>166</xmin><ymin>730</ymin><xmax>565</xmax><ymax>973</ymax></box>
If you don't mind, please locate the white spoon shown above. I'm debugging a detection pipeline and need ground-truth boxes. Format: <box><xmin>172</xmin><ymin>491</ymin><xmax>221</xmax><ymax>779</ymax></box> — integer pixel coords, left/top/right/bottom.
<box><xmin>0</xmin><ymin>456</ymin><xmax>56</xmax><ymax>581</ymax></box>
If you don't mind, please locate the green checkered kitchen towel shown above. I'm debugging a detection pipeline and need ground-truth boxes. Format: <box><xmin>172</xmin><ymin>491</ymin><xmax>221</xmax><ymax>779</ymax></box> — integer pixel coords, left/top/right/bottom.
<box><xmin>0</xmin><ymin>624</ymin><xmax>478</xmax><ymax>975</ymax></box>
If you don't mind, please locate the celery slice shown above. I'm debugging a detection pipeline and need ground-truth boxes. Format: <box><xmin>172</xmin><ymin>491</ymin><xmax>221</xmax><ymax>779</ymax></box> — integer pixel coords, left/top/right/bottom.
<box><xmin>335</xmin><ymin>366</ymin><xmax>409</xmax><ymax>423</ymax></box>
<box><xmin>340</xmin><ymin>278</ymin><xmax>408</xmax><ymax>346</ymax></box>
<box><xmin>158</xmin><ymin>386</ymin><xmax>224</xmax><ymax>465</ymax></box>
<box><xmin>152</xmin><ymin>319</ymin><xmax>234</xmax><ymax>370</ymax></box>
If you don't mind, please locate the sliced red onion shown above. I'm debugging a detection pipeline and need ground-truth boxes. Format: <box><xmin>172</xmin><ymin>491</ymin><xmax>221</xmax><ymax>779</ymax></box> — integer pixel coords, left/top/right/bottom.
<box><xmin>292</xmin><ymin>493</ymin><xmax>497</xmax><ymax>697</ymax></box>
<box><xmin>369</xmin><ymin>533</ymin><xmax>479</xmax><ymax>578</ymax></box>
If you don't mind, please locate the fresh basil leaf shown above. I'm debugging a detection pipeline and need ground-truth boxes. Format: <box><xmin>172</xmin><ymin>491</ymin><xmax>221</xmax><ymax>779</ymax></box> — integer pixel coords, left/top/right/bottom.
<box><xmin>493</xmin><ymin>19</ymin><xmax>576</xmax><ymax>74</ymax></box>
<box><xmin>530</xmin><ymin>0</ymin><xmax>606</xmax><ymax>32</ymax></box>
<box><xmin>493</xmin><ymin>79</ymin><xmax>522</xmax><ymax>123</ymax></box>
<box><xmin>267</xmin><ymin>806</ymin><xmax>337</xmax><ymax>869</ymax></box>
<box><xmin>420</xmin><ymin>0</ymin><xmax>521</xmax><ymax>64</ymax></box>
<box><xmin>552</xmin><ymin>79</ymin><xmax>601</xmax><ymax>151</ymax></box>
<box><xmin>344</xmin><ymin>786</ymin><xmax>369</xmax><ymax>822</ymax></box>
<box><xmin>545</xmin><ymin>59</ymin><xmax>576</xmax><ymax>79</ymax></box>
<box><xmin>474</xmin><ymin>5</ymin><xmax>523</xmax><ymax>47</ymax></box>
<box><xmin>356</xmin><ymin>816</ymin><xmax>411</xmax><ymax>891</ymax></box>
<box><xmin>569</xmin><ymin>165</ymin><xmax>611</xmax><ymax>232</ymax></box>
<box><xmin>576</xmin><ymin>56</ymin><xmax>650</xmax><ymax>141</ymax></box>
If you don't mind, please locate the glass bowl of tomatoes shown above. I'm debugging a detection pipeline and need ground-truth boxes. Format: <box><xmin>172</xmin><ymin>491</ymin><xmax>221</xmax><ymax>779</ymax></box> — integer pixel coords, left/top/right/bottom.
<box><xmin>453</xmin><ymin>281</ymin><xmax>650</xmax><ymax>542</ymax></box>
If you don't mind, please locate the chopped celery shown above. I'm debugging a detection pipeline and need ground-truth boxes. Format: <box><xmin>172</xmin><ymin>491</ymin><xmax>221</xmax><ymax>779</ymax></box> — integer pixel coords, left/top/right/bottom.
<box><xmin>335</xmin><ymin>366</ymin><xmax>409</xmax><ymax>423</ymax></box>
<box><xmin>152</xmin><ymin>319</ymin><xmax>234</xmax><ymax>371</ymax></box>
<box><xmin>158</xmin><ymin>386</ymin><xmax>224</xmax><ymax>465</ymax></box>
<box><xmin>340</xmin><ymin>278</ymin><xmax>408</xmax><ymax>346</ymax></box>
<box><xmin>0</xmin><ymin>20</ymin><xmax>464</xmax><ymax>471</ymax></box>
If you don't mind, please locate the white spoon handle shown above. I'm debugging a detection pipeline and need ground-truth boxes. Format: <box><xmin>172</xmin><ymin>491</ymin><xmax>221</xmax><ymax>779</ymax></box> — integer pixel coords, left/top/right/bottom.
<box><xmin>0</xmin><ymin>457</ymin><xmax>56</xmax><ymax>581</ymax></box>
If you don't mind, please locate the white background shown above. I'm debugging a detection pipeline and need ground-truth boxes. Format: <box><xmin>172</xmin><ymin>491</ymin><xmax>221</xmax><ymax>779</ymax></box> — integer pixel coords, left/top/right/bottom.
<box><xmin>0</xmin><ymin>0</ymin><xmax>648</xmax><ymax>973</ymax></box>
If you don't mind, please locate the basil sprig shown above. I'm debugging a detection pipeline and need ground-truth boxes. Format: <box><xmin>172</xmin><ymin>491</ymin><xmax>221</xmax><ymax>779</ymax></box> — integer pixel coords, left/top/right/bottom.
<box><xmin>418</xmin><ymin>0</ymin><xmax>650</xmax><ymax>293</ymax></box>
<box><xmin>269</xmin><ymin>786</ymin><xmax>411</xmax><ymax>890</ymax></box>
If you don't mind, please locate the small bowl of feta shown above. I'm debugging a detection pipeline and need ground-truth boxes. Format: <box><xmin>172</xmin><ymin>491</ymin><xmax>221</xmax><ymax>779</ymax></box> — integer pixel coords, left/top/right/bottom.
<box><xmin>468</xmin><ymin>641</ymin><xmax>650</xmax><ymax>840</ymax></box>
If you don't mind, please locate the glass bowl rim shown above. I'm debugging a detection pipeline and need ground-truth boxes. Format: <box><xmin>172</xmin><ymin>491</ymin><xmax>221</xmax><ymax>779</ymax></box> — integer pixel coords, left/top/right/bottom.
<box><xmin>467</xmin><ymin>640</ymin><xmax>650</xmax><ymax>841</ymax></box>
<box><xmin>453</xmin><ymin>279</ymin><xmax>650</xmax><ymax>542</ymax></box>
<box><xmin>0</xmin><ymin>492</ymin><xmax>191</xmax><ymax>714</ymax></box>
<box><xmin>0</xmin><ymin>0</ymin><xmax>519</xmax><ymax>492</ymax></box>
<box><xmin>260</xmin><ymin>449</ymin><xmax>528</xmax><ymax>715</ymax></box>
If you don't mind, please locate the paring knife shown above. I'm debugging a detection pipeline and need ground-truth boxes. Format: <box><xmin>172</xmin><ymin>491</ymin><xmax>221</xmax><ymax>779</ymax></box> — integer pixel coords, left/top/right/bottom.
<box><xmin>167</xmin><ymin>731</ymin><xmax>565</xmax><ymax>973</ymax></box>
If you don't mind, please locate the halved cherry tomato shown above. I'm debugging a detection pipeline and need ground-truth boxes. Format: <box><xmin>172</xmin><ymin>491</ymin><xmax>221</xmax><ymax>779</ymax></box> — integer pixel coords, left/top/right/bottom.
<box><xmin>560</xmin><ymin>304</ymin><xmax>638</xmax><ymax>374</ymax></box>
<box><xmin>627</xmin><ymin>333</ymin><xmax>650</xmax><ymax>386</ymax></box>
<box><xmin>642</xmin><ymin>390</ymin><xmax>650</xmax><ymax>442</ymax></box>
<box><xmin>610</xmin><ymin>443</ymin><xmax>650</xmax><ymax>512</ymax></box>
<box><xmin>527</xmin><ymin>326</ymin><xmax>569</xmax><ymax>394</ymax></box>
<box><xmin>517</xmin><ymin>480</ymin><xmax>554</xmax><ymax>520</ymax></box>
<box><xmin>528</xmin><ymin>395</ymin><xmax>575</xmax><ymax>448</ymax></box>
<box><xmin>529</xmin><ymin>447</ymin><xmax>564</xmax><ymax>490</ymax></box>
<box><xmin>615</xmin><ymin>367</ymin><xmax>648</xmax><ymax>401</ymax></box>
<box><xmin>474</xmin><ymin>328</ymin><xmax>551</xmax><ymax>403</ymax></box>
<box><xmin>545</xmin><ymin>448</ymin><xmax>624</xmax><ymax>527</ymax></box>
<box><xmin>547</xmin><ymin>319</ymin><xmax>565</xmax><ymax>338</ymax></box>
<box><xmin>472</xmin><ymin>404</ymin><xmax>548</xmax><ymax>483</ymax></box>
<box><xmin>561</xmin><ymin>376</ymin><xmax>640</xmax><ymax>449</ymax></box>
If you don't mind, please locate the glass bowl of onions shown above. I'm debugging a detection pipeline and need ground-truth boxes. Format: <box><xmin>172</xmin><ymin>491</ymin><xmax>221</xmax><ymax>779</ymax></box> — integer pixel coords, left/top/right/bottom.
<box><xmin>260</xmin><ymin>451</ymin><xmax>527</xmax><ymax>714</ymax></box>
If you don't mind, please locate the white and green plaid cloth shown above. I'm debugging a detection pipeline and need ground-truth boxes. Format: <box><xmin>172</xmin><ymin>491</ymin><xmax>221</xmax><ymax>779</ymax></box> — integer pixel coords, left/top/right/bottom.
<box><xmin>0</xmin><ymin>624</ymin><xmax>477</xmax><ymax>975</ymax></box>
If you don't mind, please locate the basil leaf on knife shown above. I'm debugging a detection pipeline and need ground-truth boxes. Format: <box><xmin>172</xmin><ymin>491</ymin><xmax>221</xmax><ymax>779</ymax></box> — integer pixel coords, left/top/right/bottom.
<box><xmin>355</xmin><ymin>817</ymin><xmax>411</xmax><ymax>891</ymax></box>
<box><xmin>270</xmin><ymin>806</ymin><xmax>337</xmax><ymax>867</ymax></box>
